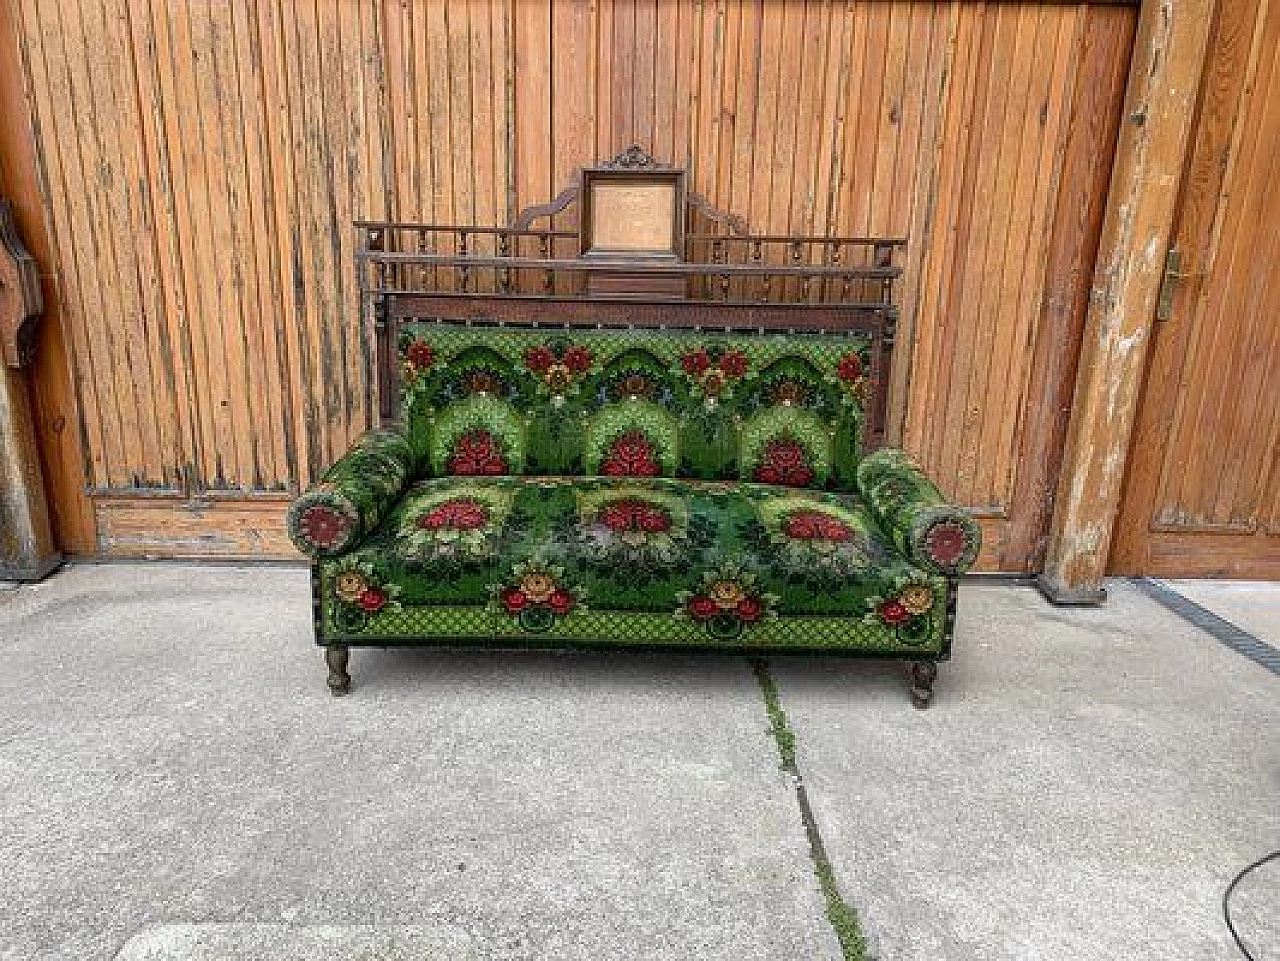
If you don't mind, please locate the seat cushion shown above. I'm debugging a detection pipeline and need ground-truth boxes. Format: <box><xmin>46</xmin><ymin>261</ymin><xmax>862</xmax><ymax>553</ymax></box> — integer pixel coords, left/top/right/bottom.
<box><xmin>317</xmin><ymin>476</ymin><xmax>948</xmax><ymax>655</ymax></box>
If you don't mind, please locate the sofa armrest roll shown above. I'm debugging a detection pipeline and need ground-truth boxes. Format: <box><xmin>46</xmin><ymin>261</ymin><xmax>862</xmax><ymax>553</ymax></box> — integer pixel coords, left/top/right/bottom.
<box><xmin>855</xmin><ymin>447</ymin><xmax>981</xmax><ymax>576</ymax></box>
<box><xmin>286</xmin><ymin>428</ymin><xmax>416</xmax><ymax>557</ymax></box>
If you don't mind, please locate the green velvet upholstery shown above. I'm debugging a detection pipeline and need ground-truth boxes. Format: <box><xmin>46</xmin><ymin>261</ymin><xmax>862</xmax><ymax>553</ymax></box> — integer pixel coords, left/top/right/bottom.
<box><xmin>287</xmin><ymin>429</ymin><xmax>415</xmax><ymax>557</ymax></box>
<box><xmin>395</xmin><ymin>324</ymin><xmax>870</xmax><ymax>487</ymax></box>
<box><xmin>856</xmin><ymin>447</ymin><xmax>981</xmax><ymax>576</ymax></box>
<box><xmin>319</xmin><ymin>476</ymin><xmax>948</xmax><ymax>654</ymax></box>
<box><xmin>296</xmin><ymin>321</ymin><xmax>979</xmax><ymax>667</ymax></box>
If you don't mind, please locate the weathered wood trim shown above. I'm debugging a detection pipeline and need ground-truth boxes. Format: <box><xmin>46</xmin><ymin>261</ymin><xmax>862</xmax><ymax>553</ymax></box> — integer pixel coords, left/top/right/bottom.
<box><xmin>0</xmin><ymin>199</ymin><xmax>59</xmax><ymax>580</ymax></box>
<box><xmin>1004</xmin><ymin>4</ymin><xmax>1136</xmax><ymax>573</ymax></box>
<box><xmin>0</xmin><ymin>363</ymin><xmax>60</xmax><ymax>578</ymax></box>
<box><xmin>93</xmin><ymin>497</ymin><xmax>298</xmax><ymax>560</ymax></box>
<box><xmin>1038</xmin><ymin>0</ymin><xmax>1216</xmax><ymax>604</ymax></box>
<box><xmin>0</xmin><ymin>4</ymin><xmax>95</xmax><ymax>554</ymax></box>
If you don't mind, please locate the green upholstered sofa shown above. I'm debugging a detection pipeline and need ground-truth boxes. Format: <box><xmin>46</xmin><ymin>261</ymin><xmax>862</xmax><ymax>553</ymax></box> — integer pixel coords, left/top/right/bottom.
<box><xmin>287</xmin><ymin>321</ymin><xmax>980</xmax><ymax>706</ymax></box>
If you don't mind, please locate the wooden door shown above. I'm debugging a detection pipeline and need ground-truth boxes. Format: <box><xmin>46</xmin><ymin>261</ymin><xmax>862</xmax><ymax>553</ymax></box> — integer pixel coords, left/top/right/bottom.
<box><xmin>1111</xmin><ymin>0</ymin><xmax>1280</xmax><ymax>578</ymax></box>
<box><xmin>10</xmin><ymin>0</ymin><xmax>1137</xmax><ymax>566</ymax></box>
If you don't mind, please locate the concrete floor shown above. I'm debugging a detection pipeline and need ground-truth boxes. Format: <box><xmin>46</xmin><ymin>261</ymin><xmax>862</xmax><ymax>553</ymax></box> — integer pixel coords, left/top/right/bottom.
<box><xmin>0</xmin><ymin>565</ymin><xmax>1276</xmax><ymax>960</ymax></box>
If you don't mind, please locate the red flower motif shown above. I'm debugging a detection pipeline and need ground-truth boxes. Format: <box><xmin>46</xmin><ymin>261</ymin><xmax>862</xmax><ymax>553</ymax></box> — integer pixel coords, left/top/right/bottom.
<box><xmin>562</xmin><ymin>345</ymin><xmax>592</xmax><ymax>373</ymax></box>
<box><xmin>689</xmin><ymin>596</ymin><xmax>718</xmax><ymax>620</ymax></box>
<box><xmin>719</xmin><ymin>349</ymin><xmax>748</xmax><ymax>378</ymax></box>
<box><xmin>681</xmin><ymin>349</ymin><xmax>710</xmax><ymax>375</ymax></box>
<box><xmin>406</xmin><ymin>341</ymin><xmax>434</xmax><ymax>370</ymax></box>
<box><xmin>784</xmin><ymin>512</ymin><xmax>820</xmax><ymax>540</ymax></box>
<box><xmin>820</xmin><ymin>516</ymin><xmax>852</xmax><ymax>542</ymax></box>
<box><xmin>755</xmin><ymin>439</ymin><xmax>815</xmax><ymax>487</ymax></box>
<box><xmin>502</xmin><ymin>588</ymin><xmax>528</xmax><ymax>613</ymax></box>
<box><xmin>879</xmin><ymin>599</ymin><xmax>909</xmax><ymax>625</ymax></box>
<box><xmin>523</xmin><ymin>345</ymin><xmax>555</xmax><ymax>373</ymax></box>
<box><xmin>639</xmin><ymin>508</ymin><xmax>670</xmax><ymax>533</ymax></box>
<box><xmin>737</xmin><ymin>597</ymin><xmax>763</xmax><ymax>623</ymax></box>
<box><xmin>837</xmin><ymin>352</ymin><xmax>863</xmax><ymax>384</ymax></box>
<box><xmin>449</xmin><ymin>430</ymin><xmax>507</xmax><ymax>476</ymax></box>
<box><xmin>298</xmin><ymin>504</ymin><xmax>351</xmax><ymax>549</ymax></box>
<box><xmin>600</xmin><ymin>502</ymin><xmax>636</xmax><ymax>531</ymax></box>
<box><xmin>419</xmin><ymin>498</ymin><xmax>489</xmax><ymax>531</ymax></box>
<box><xmin>548</xmin><ymin>590</ymin><xmax>575</xmax><ymax>615</ymax></box>
<box><xmin>926</xmin><ymin>521</ymin><xmax>969</xmax><ymax>566</ymax></box>
<box><xmin>784</xmin><ymin>510</ymin><xmax>852</xmax><ymax>542</ymax></box>
<box><xmin>455</xmin><ymin>431</ymin><xmax>496</xmax><ymax>459</ymax></box>
<box><xmin>602</xmin><ymin>432</ymin><xmax>660</xmax><ymax>477</ymax></box>
<box><xmin>599</xmin><ymin>499</ymin><xmax>671</xmax><ymax>534</ymax></box>
<box><xmin>769</xmin><ymin>440</ymin><xmax>805</xmax><ymax>470</ymax></box>
<box><xmin>358</xmin><ymin>588</ymin><xmax>387</xmax><ymax>613</ymax></box>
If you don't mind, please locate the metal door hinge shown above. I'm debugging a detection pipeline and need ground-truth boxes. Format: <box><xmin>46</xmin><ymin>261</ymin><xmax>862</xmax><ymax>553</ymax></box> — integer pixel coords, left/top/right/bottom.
<box><xmin>1156</xmin><ymin>247</ymin><xmax>1188</xmax><ymax>321</ymax></box>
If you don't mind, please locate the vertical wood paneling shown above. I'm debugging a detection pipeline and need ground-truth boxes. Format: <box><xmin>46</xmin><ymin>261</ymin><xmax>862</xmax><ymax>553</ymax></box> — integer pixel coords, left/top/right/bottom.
<box><xmin>1110</xmin><ymin>0</ymin><xmax>1279</xmax><ymax>577</ymax></box>
<box><xmin>16</xmin><ymin>0</ymin><xmax>1136</xmax><ymax>569</ymax></box>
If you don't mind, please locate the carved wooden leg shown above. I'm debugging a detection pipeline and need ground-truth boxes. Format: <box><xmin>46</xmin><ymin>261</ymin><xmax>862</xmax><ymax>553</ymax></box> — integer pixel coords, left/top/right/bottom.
<box><xmin>908</xmin><ymin>660</ymin><xmax>937</xmax><ymax>709</ymax></box>
<box><xmin>326</xmin><ymin>645</ymin><xmax>350</xmax><ymax>696</ymax></box>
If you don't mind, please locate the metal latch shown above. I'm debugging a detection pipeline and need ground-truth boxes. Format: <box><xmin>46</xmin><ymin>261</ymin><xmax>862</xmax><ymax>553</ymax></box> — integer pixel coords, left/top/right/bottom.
<box><xmin>1156</xmin><ymin>247</ymin><xmax>1188</xmax><ymax>321</ymax></box>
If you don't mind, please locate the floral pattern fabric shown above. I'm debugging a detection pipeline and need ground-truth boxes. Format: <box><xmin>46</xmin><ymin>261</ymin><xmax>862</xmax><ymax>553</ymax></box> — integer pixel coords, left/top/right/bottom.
<box><xmin>295</xmin><ymin>322</ymin><xmax>976</xmax><ymax>658</ymax></box>
<box><xmin>855</xmin><ymin>447</ymin><xmax>981</xmax><ymax>575</ymax></box>
<box><xmin>318</xmin><ymin>475</ymin><xmax>946</xmax><ymax>652</ymax></box>
<box><xmin>287</xmin><ymin>428</ymin><xmax>416</xmax><ymax>557</ymax></box>
<box><xmin>398</xmin><ymin>324</ymin><xmax>869</xmax><ymax>489</ymax></box>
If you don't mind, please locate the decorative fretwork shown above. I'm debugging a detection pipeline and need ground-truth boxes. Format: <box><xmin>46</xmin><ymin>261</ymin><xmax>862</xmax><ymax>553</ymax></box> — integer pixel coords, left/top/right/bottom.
<box><xmin>357</xmin><ymin>155</ymin><xmax>906</xmax><ymax>437</ymax></box>
<box><xmin>356</xmin><ymin>153</ymin><xmax>904</xmax><ymax>310</ymax></box>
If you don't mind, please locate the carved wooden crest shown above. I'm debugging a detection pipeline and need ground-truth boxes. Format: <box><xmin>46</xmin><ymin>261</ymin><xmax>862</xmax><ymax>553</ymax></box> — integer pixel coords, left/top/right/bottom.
<box><xmin>601</xmin><ymin>145</ymin><xmax>667</xmax><ymax>169</ymax></box>
<box><xmin>0</xmin><ymin>201</ymin><xmax>43</xmax><ymax>368</ymax></box>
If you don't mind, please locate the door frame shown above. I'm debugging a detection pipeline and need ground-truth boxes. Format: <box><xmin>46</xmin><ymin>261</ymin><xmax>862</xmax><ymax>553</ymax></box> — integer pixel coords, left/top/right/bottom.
<box><xmin>1038</xmin><ymin>0</ymin><xmax>1218</xmax><ymax>602</ymax></box>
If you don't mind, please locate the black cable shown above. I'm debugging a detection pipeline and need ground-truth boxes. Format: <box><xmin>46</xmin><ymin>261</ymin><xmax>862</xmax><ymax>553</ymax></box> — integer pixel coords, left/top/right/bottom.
<box><xmin>1224</xmin><ymin>850</ymin><xmax>1280</xmax><ymax>961</ymax></box>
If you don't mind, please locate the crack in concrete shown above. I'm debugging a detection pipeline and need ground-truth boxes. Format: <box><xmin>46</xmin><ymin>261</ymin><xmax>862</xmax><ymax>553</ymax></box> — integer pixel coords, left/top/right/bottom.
<box><xmin>751</xmin><ymin>659</ymin><xmax>870</xmax><ymax>961</ymax></box>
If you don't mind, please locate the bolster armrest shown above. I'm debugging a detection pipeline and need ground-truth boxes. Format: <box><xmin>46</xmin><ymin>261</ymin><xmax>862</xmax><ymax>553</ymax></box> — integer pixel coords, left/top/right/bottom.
<box><xmin>855</xmin><ymin>447</ymin><xmax>981</xmax><ymax>575</ymax></box>
<box><xmin>286</xmin><ymin>428</ymin><xmax>415</xmax><ymax>557</ymax></box>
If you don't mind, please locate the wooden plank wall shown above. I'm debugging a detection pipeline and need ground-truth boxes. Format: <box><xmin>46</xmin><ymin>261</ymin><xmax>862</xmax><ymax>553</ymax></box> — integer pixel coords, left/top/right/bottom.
<box><xmin>13</xmin><ymin>0</ymin><xmax>1136</xmax><ymax>567</ymax></box>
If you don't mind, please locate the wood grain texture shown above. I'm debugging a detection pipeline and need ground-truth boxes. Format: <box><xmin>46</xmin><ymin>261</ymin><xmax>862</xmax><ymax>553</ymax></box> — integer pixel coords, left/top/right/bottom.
<box><xmin>1040</xmin><ymin>0</ymin><xmax>1216</xmax><ymax>599</ymax></box>
<box><xmin>1110</xmin><ymin>0</ymin><xmax>1279</xmax><ymax>578</ymax></box>
<box><xmin>94</xmin><ymin>495</ymin><xmax>297</xmax><ymax>558</ymax></box>
<box><xmin>0</xmin><ymin>1</ymin><xmax>96</xmax><ymax>552</ymax></box>
<box><xmin>11</xmin><ymin>0</ymin><xmax>1137</xmax><ymax>570</ymax></box>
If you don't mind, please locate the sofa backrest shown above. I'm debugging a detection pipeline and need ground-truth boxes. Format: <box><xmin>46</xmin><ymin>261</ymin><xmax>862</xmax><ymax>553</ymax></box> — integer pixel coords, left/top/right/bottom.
<box><xmin>395</xmin><ymin>321</ymin><xmax>876</xmax><ymax>492</ymax></box>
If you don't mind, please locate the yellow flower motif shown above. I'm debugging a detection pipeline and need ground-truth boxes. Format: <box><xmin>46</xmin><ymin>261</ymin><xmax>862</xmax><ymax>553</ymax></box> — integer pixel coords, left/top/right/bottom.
<box><xmin>900</xmin><ymin>584</ymin><xmax>934</xmax><ymax>616</ymax></box>
<box><xmin>401</xmin><ymin>361</ymin><xmax>418</xmax><ymax>384</ymax></box>
<box><xmin>520</xmin><ymin>572</ymin><xmax>556</xmax><ymax>603</ymax></box>
<box><xmin>700</xmin><ymin>368</ymin><xmax>727</xmax><ymax>395</ymax></box>
<box><xmin>336</xmin><ymin>572</ymin><xmax>368</xmax><ymax>603</ymax></box>
<box><xmin>709</xmin><ymin>579</ymin><xmax>746</xmax><ymax>610</ymax></box>
<box><xmin>545</xmin><ymin>363</ymin><xmax>573</xmax><ymax>394</ymax></box>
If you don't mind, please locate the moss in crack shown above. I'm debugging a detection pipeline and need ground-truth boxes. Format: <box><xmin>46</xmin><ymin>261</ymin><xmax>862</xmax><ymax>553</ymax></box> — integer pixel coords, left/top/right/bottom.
<box><xmin>751</xmin><ymin>658</ymin><xmax>869</xmax><ymax>961</ymax></box>
<box><xmin>813</xmin><ymin>849</ymin><xmax>869</xmax><ymax>960</ymax></box>
<box><xmin>753</xmin><ymin>658</ymin><xmax>797</xmax><ymax>772</ymax></box>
